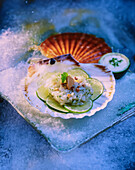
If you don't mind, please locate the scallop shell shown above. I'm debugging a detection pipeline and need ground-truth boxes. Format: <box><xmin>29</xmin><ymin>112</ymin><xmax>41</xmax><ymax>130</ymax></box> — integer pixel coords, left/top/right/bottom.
<box><xmin>22</xmin><ymin>54</ymin><xmax>115</xmax><ymax>119</ymax></box>
<box><xmin>39</xmin><ymin>33</ymin><xmax>112</xmax><ymax>63</ymax></box>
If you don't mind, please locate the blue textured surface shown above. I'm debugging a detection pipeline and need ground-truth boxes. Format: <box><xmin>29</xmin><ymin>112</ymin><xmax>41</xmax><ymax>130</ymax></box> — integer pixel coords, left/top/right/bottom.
<box><xmin>0</xmin><ymin>98</ymin><xmax>135</xmax><ymax>169</ymax></box>
<box><xmin>0</xmin><ymin>0</ymin><xmax>135</xmax><ymax>169</ymax></box>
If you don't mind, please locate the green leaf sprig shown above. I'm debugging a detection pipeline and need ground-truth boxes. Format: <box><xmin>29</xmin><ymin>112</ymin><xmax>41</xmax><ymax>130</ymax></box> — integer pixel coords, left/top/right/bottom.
<box><xmin>109</xmin><ymin>57</ymin><xmax>123</xmax><ymax>67</ymax></box>
<box><xmin>61</xmin><ymin>72</ymin><xmax>68</xmax><ymax>83</ymax></box>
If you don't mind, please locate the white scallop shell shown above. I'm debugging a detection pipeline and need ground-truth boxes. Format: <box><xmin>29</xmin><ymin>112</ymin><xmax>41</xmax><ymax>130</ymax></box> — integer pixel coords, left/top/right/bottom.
<box><xmin>22</xmin><ymin>54</ymin><xmax>115</xmax><ymax>119</ymax></box>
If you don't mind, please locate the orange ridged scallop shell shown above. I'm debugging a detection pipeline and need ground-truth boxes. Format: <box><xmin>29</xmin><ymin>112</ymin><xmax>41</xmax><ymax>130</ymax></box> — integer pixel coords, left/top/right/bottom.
<box><xmin>40</xmin><ymin>33</ymin><xmax>112</xmax><ymax>63</ymax></box>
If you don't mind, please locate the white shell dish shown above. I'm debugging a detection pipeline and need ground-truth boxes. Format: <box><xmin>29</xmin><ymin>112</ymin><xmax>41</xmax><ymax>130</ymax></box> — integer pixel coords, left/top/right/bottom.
<box><xmin>22</xmin><ymin>54</ymin><xmax>115</xmax><ymax>119</ymax></box>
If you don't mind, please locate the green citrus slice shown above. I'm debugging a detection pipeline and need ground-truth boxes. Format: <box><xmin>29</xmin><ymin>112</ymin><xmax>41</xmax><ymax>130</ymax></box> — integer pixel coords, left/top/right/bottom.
<box><xmin>36</xmin><ymin>85</ymin><xmax>49</xmax><ymax>102</ymax></box>
<box><xmin>64</xmin><ymin>100</ymin><xmax>93</xmax><ymax>113</ymax></box>
<box><xmin>87</xmin><ymin>78</ymin><xmax>104</xmax><ymax>101</ymax></box>
<box><xmin>46</xmin><ymin>95</ymin><xmax>69</xmax><ymax>113</ymax></box>
<box><xmin>67</xmin><ymin>68</ymin><xmax>90</xmax><ymax>78</ymax></box>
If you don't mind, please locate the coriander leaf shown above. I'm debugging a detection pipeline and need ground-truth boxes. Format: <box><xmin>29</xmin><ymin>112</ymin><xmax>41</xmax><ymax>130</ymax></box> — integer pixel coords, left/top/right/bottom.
<box><xmin>61</xmin><ymin>72</ymin><xmax>68</xmax><ymax>83</ymax></box>
<box><xmin>118</xmin><ymin>59</ymin><xmax>123</xmax><ymax>63</ymax></box>
<box><xmin>109</xmin><ymin>57</ymin><xmax>123</xmax><ymax>67</ymax></box>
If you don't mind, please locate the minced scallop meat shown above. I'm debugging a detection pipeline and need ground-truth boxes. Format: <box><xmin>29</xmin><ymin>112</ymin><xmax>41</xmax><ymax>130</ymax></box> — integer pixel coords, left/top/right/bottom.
<box><xmin>49</xmin><ymin>75</ymin><xmax>93</xmax><ymax>106</ymax></box>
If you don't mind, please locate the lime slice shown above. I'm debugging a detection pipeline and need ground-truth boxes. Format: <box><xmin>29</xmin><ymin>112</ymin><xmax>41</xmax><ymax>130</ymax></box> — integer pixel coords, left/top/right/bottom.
<box><xmin>67</xmin><ymin>68</ymin><xmax>90</xmax><ymax>78</ymax></box>
<box><xmin>36</xmin><ymin>85</ymin><xmax>49</xmax><ymax>102</ymax></box>
<box><xmin>87</xmin><ymin>78</ymin><xmax>104</xmax><ymax>101</ymax></box>
<box><xmin>46</xmin><ymin>95</ymin><xmax>69</xmax><ymax>113</ymax></box>
<box><xmin>64</xmin><ymin>100</ymin><xmax>93</xmax><ymax>113</ymax></box>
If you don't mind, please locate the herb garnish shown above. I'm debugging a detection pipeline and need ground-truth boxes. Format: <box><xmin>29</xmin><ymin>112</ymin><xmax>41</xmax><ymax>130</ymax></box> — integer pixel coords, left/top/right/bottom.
<box><xmin>109</xmin><ymin>57</ymin><xmax>123</xmax><ymax>67</ymax></box>
<box><xmin>61</xmin><ymin>72</ymin><xmax>68</xmax><ymax>83</ymax></box>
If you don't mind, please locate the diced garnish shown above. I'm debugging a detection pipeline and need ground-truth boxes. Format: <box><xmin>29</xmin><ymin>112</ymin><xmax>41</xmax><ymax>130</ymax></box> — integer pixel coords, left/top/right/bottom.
<box><xmin>76</xmin><ymin>88</ymin><xmax>80</xmax><ymax>92</ymax></box>
<box><xmin>67</xmin><ymin>94</ymin><xmax>71</xmax><ymax>98</ymax></box>
<box><xmin>54</xmin><ymin>88</ymin><xmax>59</xmax><ymax>91</ymax></box>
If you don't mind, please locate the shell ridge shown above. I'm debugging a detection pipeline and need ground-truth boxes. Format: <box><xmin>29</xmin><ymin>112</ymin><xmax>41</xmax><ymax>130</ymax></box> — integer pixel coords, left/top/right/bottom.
<box><xmin>39</xmin><ymin>33</ymin><xmax>112</xmax><ymax>63</ymax></box>
<box><xmin>41</xmin><ymin>39</ymin><xmax>60</xmax><ymax>57</ymax></box>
